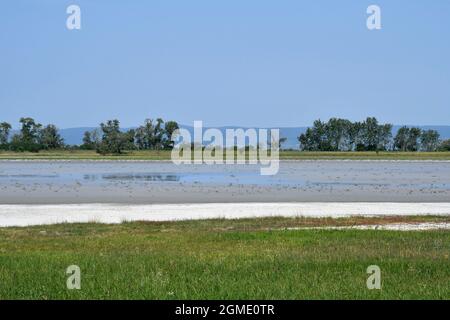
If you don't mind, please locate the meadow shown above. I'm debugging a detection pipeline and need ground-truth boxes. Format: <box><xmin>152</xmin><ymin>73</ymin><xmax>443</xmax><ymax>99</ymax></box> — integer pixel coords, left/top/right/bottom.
<box><xmin>0</xmin><ymin>216</ymin><xmax>448</xmax><ymax>299</ymax></box>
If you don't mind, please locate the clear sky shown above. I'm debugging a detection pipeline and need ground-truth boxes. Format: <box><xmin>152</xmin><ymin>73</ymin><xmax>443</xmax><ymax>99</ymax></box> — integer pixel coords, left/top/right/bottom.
<box><xmin>1</xmin><ymin>0</ymin><xmax>449</xmax><ymax>128</ymax></box>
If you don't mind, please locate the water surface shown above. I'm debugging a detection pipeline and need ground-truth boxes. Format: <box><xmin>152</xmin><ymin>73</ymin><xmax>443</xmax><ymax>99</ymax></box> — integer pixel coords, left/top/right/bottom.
<box><xmin>0</xmin><ymin>160</ymin><xmax>449</xmax><ymax>204</ymax></box>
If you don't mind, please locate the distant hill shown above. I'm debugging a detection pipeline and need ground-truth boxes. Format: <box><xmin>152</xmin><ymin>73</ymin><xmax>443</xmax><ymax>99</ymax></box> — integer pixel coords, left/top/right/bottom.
<box><xmin>58</xmin><ymin>127</ymin><xmax>98</xmax><ymax>146</ymax></box>
<box><xmin>56</xmin><ymin>125</ymin><xmax>450</xmax><ymax>149</ymax></box>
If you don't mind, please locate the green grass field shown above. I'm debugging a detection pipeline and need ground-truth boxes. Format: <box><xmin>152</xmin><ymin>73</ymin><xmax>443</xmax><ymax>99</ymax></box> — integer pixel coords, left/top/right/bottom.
<box><xmin>0</xmin><ymin>216</ymin><xmax>448</xmax><ymax>299</ymax></box>
<box><xmin>1</xmin><ymin>149</ymin><xmax>450</xmax><ymax>160</ymax></box>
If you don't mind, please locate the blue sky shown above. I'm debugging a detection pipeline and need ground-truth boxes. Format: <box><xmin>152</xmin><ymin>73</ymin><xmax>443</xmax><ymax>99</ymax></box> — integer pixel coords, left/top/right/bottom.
<box><xmin>1</xmin><ymin>0</ymin><xmax>449</xmax><ymax>128</ymax></box>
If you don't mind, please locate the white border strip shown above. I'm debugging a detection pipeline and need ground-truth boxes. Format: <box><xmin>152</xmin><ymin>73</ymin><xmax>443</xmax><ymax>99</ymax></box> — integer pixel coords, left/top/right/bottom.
<box><xmin>1</xmin><ymin>202</ymin><xmax>450</xmax><ymax>227</ymax></box>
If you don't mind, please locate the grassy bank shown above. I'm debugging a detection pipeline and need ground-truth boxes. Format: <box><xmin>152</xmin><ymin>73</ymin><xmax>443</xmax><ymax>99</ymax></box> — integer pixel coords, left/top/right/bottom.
<box><xmin>1</xmin><ymin>149</ymin><xmax>450</xmax><ymax>160</ymax></box>
<box><xmin>0</xmin><ymin>216</ymin><xmax>448</xmax><ymax>299</ymax></box>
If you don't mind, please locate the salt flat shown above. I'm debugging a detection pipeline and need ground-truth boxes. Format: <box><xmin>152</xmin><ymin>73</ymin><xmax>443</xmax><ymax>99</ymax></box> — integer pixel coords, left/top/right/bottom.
<box><xmin>1</xmin><ymin>202</ymin><xmax>450</xmax><ymax>227</ymax></box>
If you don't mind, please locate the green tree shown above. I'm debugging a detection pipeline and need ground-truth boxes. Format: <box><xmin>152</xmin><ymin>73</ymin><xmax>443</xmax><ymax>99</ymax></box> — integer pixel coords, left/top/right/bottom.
<box><xmin>327</xmin><ymin>118</ymin><xmax>352</xmax><ymax>151</ymax></box>
<box><xmin>394</xmin><ymin>126</ymin><xmax>422</xmax><ymax>151</ymax></box>
<box><xmin>420</xmin><ymin>130</ymin><xmax>440</xmax><ymax>151</ymax></box>
<box><xmin>349</xmin><ymin>121</ymin><xmax>364</xmax><ymax>151</ymax></box>
<box><xmin>39</xmin><ymin>124</ymin><xmax>64</xmax><ymax>149</ymax></box>
<box><xmin>81</xmin><ymin>131</ymin><xmax>94</xmax><ymax>150</ymax></box>
<box><xmin>19</xmin><ymin>117</ymin><xmax>42</xmax><ymax>144</ymax></box>
<box><xmin>298</xmin><ymin>120</ymin><xmax>332</xmax><ymax>151</ymax></box>
<box><xmin>123</xmin><ymin>129</ymin><xmax>137</xmax><ymax>150</ymax></box>
<box><xmin>135</xmin><ymin>118</ymin><xmax>174</xmax><ymax>150</ymax></box>
<box><xmin>135</xmin><ymin>119</ymin><xmax>155</xmax><ymax>150</ymax></box>
<box><xmin>407</xmin><ymin>127</ymin><xmax>422</xmax><ymax>151</ymax></box>
<box><xmin>97</xmin><ymin>120</ymin><xmax>128</xmax><ymax>154</ymax></box>
<box><xmin>10</xmin><ymin>117</ymin><xmax>42</xmax><ymax>152</ymax></box>
<box><xmin>361</xmin><ymin>117</ymin><xmax>379</xmax><ymax>151</ymax></box>
<box><xmin>298</xmin><ymin>129</ymin><xmax>312</xmax><ymax>151</ymax></box>
<box><xmin>394</xmin><ymin>126</ymin><xmax>410</xmax><ymax>151</ymax></box>
<box><xmin>163</xmin><ymin>121</ymin><xmax>179</xmax><ymax>149</ymax></box>
<box><xmin>299</xmin><ymin>117</ymin><xmax>392</xmax><ymax>152</ymax></box>
<box><xmin>153</xmin><ymin>118</ymin><xmax>165</xmax><ymax>149</ymax></box>
<box><xmin>81</xmin><ymin>129</ymin><xmax>101</xmax><ymax>150</ymax></box>
<box><xmin>377</xmin><ymin>123</ymin><xmax>393</xmax><ymax>151</ymax></box>
<box><xmin>350</xmin><ymin>118</ymin><xmax>392</xmax><ymax>151</ymax></box>
<box><xmin>439</xmin><ymin>139</ymin><xmax>450</xmax><ymax>151</ymax></box>
<box><xmin>312</xmin><ymin>119</ymin><xmax>332</xmax><ymax>151</ymax></box>
<box><xmin>0</xmin><ymin>122</ymin><xmax>12</xmax><ymax>146</ymax></box>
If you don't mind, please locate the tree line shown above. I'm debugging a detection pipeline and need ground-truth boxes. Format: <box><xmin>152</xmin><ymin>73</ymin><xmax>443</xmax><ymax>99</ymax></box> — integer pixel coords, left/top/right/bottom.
<box><xmin>297</xmin><ymin>117</ymin><xmax>448</xmax><ymax>152</ymax></box>
<box><xmin>81</xmin><ymin>118</ymin><xmax>179</xmax><ymax>154</ymax></box>
<box><xmin>1</xmin><ymin>116</ymin><xmax>449</xmax><ymax>153</ymax></box>
<box><xmin>0</xmin><ymin>117</ymin><xmax>179</xmax><ymax>154</ymax></box>
<box><xmin>0</xmin><ymin>118</ymin><xmax>64</xmax><ymax>152</ymax></box>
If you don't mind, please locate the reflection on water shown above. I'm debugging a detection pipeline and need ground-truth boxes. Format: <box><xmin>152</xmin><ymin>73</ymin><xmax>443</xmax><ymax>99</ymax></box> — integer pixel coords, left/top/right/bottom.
<box><xmin>1</xmin><ymin>171</ymin><xmax>276</xmax><ymax>185</ymax></box>
<box><xmin>84</xmin><ymin>174</ymin><xmax>180</xmax><ymax>182</ymax></box>
<box><xmin>0</xmin><ymin>167</ymin><xmax>449</xmax><ymax>190</ymax></box>
<box><xmin>310</xmin><ymin>181</ymin><xmax>390</xmax><ymax>187</ymax></box>
<box><xmin>82</xmin><ymin>172</ymin><xmax>278</xmax><ymax>185</ymax></box>
<box><xmin>0</xmin><ymin>174</ymin><xmax>59</xmax><ymax>178</ymax></box>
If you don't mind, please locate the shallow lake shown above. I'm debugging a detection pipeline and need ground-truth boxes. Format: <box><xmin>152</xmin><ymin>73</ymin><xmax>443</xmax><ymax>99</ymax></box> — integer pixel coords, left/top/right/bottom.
<box><xmin>0</xmin><ymin>160</ymin><xmax>449</xmax><ymax>204</ymax></box>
